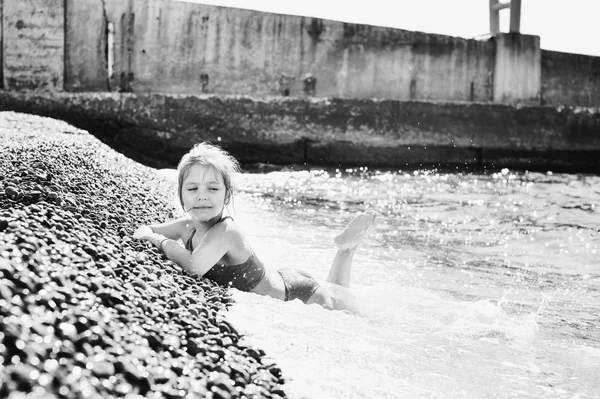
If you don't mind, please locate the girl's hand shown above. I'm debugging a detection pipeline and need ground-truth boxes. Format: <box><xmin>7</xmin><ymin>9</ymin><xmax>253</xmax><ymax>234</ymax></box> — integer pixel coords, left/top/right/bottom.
<box><xmin>133</xmin><ymin>225</ymin><xmax>153</xmax><ymax>239</ymax></box>
<box><xmin>133</xmin><ymin>226</ymin><xmax>165</xmax><ymax>249</ymax></box>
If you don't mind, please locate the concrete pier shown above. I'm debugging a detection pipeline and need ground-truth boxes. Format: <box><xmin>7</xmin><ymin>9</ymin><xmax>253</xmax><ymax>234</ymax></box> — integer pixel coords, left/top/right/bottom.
<box><xmin>1</xmin><ymin>91</ymin><xmax>598</xmax><ymax>173</ymax></box>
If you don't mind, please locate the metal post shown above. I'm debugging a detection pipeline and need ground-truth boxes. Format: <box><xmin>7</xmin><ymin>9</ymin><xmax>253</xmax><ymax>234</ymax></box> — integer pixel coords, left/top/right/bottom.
<box><xmin>509</xmin><ymin>0</ymin><xmax>521</xmax><ymax>33</ymax></box>
<box><xmin>489</xmin><ymin>0</ymin><xmax>500</xmax><ymax>34</ymax></box>
<box><xmin>489</xmin><ymin>0</ymin><xmax>512</xmax><ymax>34</ymax></box>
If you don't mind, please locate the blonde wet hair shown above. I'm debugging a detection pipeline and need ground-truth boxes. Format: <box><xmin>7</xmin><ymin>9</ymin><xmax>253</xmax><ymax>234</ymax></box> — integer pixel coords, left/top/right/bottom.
<box><xmin>176</xmin><ymin>142</ymin><xmax>241</xmax><ymax>211</ymax></box>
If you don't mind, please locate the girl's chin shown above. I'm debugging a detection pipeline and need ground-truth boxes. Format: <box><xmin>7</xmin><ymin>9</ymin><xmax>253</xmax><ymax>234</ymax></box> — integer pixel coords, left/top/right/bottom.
<box><xmin>188</xmin><ymin>211</ymin><xmax>220</xmax><ymax>222</ymax></box>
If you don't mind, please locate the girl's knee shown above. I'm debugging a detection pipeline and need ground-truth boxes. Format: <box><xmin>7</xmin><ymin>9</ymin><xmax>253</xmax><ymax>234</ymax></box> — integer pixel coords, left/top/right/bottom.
<box><xmin>307</xmin><ymin>287</ymin><xmax>335</xmax><ymax>309</ymax></box>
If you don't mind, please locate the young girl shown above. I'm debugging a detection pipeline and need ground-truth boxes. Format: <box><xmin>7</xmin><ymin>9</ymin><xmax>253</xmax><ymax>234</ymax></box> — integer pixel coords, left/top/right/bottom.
<box><xmin>133</xmin><ymin>142</ymin><xmax>381</xmax><ymax>311</ymax></box>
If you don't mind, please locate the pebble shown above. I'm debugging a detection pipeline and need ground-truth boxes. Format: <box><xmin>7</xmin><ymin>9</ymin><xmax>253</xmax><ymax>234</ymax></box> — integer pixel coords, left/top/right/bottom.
<box><xmin>0</xmin><ymin>112</ymin><xmax>287</xmax><ymax>399</ymax></box>
<box><xmin>5</xmin><ymin>185</ymin><xmax>20</xmax><ymax>199</ymax></box>
<box><xmin>135</xmin><ymin>252</ymin><xmax>149</xmax><ymax>263</ymax></box>
<box><xmin>0</xmin><ymin>219</ymin><xmax>8</xmax><ymax>232</ymax></box>
<box><xmin>163</xmin><ymin>334</ymin><xmax>181</xmax><ymax>351</ymax></box>
<box><xmin>131</xmin><ymin>278</ymin><xmax>148</xmax><ymax>290</ymax></box>
<box><xmin>92</xmin><ymin>360</ymin><xmax>116</xmax><ymax>378</ymax></box>
<box><xmin>0</xmin><ymin>278</ymin><xmax>15</xmax><ymax>301</ymax></box>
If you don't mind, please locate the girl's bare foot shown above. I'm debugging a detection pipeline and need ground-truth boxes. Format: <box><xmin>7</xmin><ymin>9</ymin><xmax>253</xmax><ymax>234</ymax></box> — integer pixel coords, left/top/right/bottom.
<box><xmin>334</xmin><ymin>210</ymin><xmax>383</xmax><ymax>249</ymax></box>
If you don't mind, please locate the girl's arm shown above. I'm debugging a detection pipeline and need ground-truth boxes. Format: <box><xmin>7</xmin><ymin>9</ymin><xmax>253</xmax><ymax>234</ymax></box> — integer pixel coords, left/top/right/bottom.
<box><xmin>160</xmin><ymin>223</ymin><xmax>235</xmax><ymax>277</ymax></box>
<box><xmin>133</xmin><ymin>218</ymin><xmax>186</xmax><ymax>242</ymax></box>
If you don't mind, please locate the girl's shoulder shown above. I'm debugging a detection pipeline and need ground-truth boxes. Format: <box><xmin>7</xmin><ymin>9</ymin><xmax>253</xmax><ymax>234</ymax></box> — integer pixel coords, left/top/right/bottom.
<box><xmin>211</xmin><ymin>216</ymin><xmax>240</xmax><ymax>234</ymax></box>
<box><xmin>211</xmin><ymin>217</ymin><xmax>252</xmax><ymax>258</ymax></box>
<box><xmin>210</xmin><ymin>217</ymin><xmax>246</xmax><ymax>241</ymax></box>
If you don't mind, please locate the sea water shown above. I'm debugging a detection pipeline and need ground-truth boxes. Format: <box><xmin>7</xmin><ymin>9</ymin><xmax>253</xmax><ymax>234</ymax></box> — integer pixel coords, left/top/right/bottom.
<box><xmin>215</xmin><ymin>167</ymin><xmax>599</xmax><ymax>399</ymax></box>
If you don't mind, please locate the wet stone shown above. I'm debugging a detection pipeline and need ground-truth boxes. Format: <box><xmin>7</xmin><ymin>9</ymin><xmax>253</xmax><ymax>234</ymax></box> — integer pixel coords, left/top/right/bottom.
<box><xmin>150</xmin><ymin>366</ymin><xmax>176</xmax><ymax>384</ymax></box>
<box><xmin>92</xmin><ymin>359</ymin><xmax>116</xmax><ymax>378</ymax></box>
<box><xmin>189</xmin><ymin>339</ymin><xmax>210</xmax><ymax>357</ymax></box>
<box><xmin>81</xmin><ymin>244</ymin><xmax>98</xmax><ymax>258</ymax></box>
<box><xmin>8</xmin><ymin>221</ymin><xmax>22</xmax><ymax>229</ymax></box>
<box><xmin>114</xmin><ymin>381</ymin><xmax>134</xmax><ymax>396</ymax></box>
<box><xmin>146</xmin><ymin>333</ymin><xmax>163</xmax><ymax>350</ymax></box>
<box><xmin>0</xmin><ymin>278</ymin><xmax>15</xmax><ymax>301</ymax></box>
<box><xmin>164</xmin><ymin>334</ymin><xmax>181</xmax><ymax>351</ymax></box>
<box><xmin>135</xmin><ymin>252</ymin><xmax>149</xmax><ymax>263</ymax></box>
<box><xmin>5</xmin><ymin>186</ymin><xmax>20</xmax><ymax>199</ymax></box>
<box><xmin>28</xmin><ymin>190</ymin><xmax>43</xmax><ymax>199</ymax></box>
<box><xmin>167</xmin><ymin>298</ymin><xmax>181</xmax><ymax>308</ymax></box>
<box><xmin>244</xmin><ymin>348</ymin><xmax>263</xmax><ymax>362</ymax></box>
<box><xmin>267</xmin><ymin>365</ymin><xmax>283</xmax><ymax>379</ymax></box>
<box><xmin>73</xmin><ymin>317</ymin><xmax>92</xmax><ymax>334</ymax></box>
<box><xmin>131</xmin><ymin>278</ymin><xmax>148</xmax><ymax>290</ymax></box>
<box><xmin>58</xmin><ymin>322</ymin><xmax>78</xmax><ymax>340</ymax></box>
<box><xmin>129</xmin><ymin>345</ymin><xmax>151</xmax><ymax>360</ymax></box>
<box><xmin>97</xmin><ymin>288</ymin><xmax>125</xmax><ymax>307</ymax></box>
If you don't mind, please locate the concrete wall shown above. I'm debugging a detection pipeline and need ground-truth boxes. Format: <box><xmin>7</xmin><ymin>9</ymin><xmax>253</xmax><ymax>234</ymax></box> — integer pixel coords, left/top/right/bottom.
<box><xmin>62</xmin><ymin>0</ymin><xmax>495</xmax><ymax>102</ymax></box>
<box><xmin>1</xmin><ymin>0</ymin><xmax>599</xmax><ymax>108</ymax></box>
<box><xmin>1</xmin><ymin>0</ymin><xmax>63</xmax><ymax>90</ymax></box>
<box><xmin>0</xmin><ymin>1</ymin><xmax>3</xmax><ymax>88</ymax></box>
<box><xmin>493</xmin><ymin>33</ymin><xmax>541</xmax><ymax>104</ymax></box>
<box><xmin>541</xmin><ymin>50</ymin><xmax>600</xmax><ymax>107</ymax></box>
<box><xmin>329</xmin><ymin>25</ymin><xmax>494</xmax><ymax>101</ymax></box>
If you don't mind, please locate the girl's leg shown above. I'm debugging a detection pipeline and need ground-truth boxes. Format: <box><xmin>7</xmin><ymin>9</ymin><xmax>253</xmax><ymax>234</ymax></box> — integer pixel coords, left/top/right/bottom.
<box><xmin>325</xmin><ymin>211</ymin><xmax>380</xmax><ymax>288</ymax></box>
<box><xmin>325</xmin><ymin>247</ymin><xmax>357</xmax><ymax>288</ymax></box>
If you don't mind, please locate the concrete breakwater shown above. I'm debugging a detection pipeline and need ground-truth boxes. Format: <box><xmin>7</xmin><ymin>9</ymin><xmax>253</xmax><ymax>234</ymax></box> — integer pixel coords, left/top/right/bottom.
<box><xmin>0</xmin><ymin>112</ymin><xmax>286</xmax><ymax>398</ymax></box>
<box><xmin>1</xmin><ymin>91</ymin><xmax>599</xmax><ymax>173</ymax></box>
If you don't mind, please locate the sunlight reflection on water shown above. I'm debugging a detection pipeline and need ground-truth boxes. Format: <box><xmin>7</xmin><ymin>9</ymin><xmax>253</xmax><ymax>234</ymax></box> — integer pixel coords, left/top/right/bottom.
<box><xmin>162</xmin><ymin>166</ymin><xmax>600</xmax><ymax>398</ymax></box>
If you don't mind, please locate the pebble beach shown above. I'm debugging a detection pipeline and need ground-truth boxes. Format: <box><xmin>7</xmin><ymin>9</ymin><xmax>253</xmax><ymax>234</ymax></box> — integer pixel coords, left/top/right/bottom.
<box><xmin>0</xmin><ymin>112</ymin><xmax>286</xmax><ymax>398</ymax></box>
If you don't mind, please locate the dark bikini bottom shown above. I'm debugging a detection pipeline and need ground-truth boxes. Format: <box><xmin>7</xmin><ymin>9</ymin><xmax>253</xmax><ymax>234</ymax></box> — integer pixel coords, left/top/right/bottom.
<box><xmin>277</xmin><ymin>268</ymin><xmax>321</xmax><ymax>303</ymax></box>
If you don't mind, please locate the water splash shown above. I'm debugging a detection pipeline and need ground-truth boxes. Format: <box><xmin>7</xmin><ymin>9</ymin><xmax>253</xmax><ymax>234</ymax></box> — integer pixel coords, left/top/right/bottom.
<box><xmin>162</xmin><ymin>166</ymin><xmax>600</xmax><ymax>398</ymax></box>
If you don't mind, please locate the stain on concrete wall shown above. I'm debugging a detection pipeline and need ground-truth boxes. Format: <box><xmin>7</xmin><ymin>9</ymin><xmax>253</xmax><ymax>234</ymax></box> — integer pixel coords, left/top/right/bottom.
<box><xmin>2</xmin><ymin>0</ymin><xmax>64</xmax><ymax>90</ymax></box>
<box><xmin>541</xmin><ymin>50</ymin><xmax>600</xmax><ymax>107</ymax></box>
<box><xmin>0</xmin><ymin>0</ymin><xmax>4</xmax><ymax>89</ymax></box>
<box><xmin>64</xmin><ymin>0</ymin><xmax>129</xmax><ymax>92</ymax></box>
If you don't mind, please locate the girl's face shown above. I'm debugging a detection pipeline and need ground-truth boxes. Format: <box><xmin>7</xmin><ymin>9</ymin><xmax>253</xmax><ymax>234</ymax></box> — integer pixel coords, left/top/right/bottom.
<box><xmin>181</xmin><ymin>164</ymin><xmax>227</xmax><ymax>222</ymax></box>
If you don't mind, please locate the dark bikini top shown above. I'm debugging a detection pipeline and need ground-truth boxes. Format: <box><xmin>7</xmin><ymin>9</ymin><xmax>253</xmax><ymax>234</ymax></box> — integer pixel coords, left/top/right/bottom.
<box><xmin>184</xmin><ymin>218</ymin><xmax>266</xmax><ymax>292</ymax></box>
